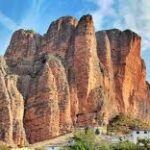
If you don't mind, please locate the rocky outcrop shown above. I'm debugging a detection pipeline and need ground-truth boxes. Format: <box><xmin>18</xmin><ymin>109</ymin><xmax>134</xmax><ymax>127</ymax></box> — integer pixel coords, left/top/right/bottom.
<box><xmin>23</xmin><ymin>57</ymin><xmax>60</xmax><ymax>143</ymax></box>
<box><xmin>0</xmin><ymin>14</ymin><xmax>150</xmax><ymax>145</ymax></box>
<box><xmin>0</xmin><ymin>57</ymin><xmax>26</xmax><ymax>146</ymax></box>
<box><xmin>96</xmin><ymin>29</ymin><xmax>150</xmax><ymax>119</ymax></box>
<box><xmin>42</xmin><ymin>16</ymin><xmax>78</xmax><ymax>59</ymax></box>
<box><xmin>74</xmin><ymin>15</ymin><xmax>108</xmax><ymax>126</ymax></box>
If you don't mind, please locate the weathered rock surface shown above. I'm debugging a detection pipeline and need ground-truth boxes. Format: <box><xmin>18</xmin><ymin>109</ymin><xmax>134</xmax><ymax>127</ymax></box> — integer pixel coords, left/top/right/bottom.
<box><xmin>0</xmin><ymin>57</ymin><xmax>26</xmax><ymax>146</ymax></box>
<box><xmin>0</xmin><ymin>14</ymin><xmax>150</xmax><ymax>145</ymax></box>
<box><xmin>74</xmin><ymin>15</ymin><xmax>108</xmax><ymax>126</ymax></box>
<box><xmin>96</xmin><ymin>29</ymin><xmax>150</xmax><ymax>119</ymax></box>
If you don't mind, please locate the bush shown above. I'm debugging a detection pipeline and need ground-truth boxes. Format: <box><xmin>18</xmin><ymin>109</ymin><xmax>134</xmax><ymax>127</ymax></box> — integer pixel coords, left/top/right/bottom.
<box><xmin>61</xmin><ymin>128</ymin><xmax>96</xmax><ymax>150</ymax></box>
<box><xmin>74</xmin><ymin>128</ymin><xmax>96</xmax><ymax>150</ymax></box>
<box><xmin>61</xmin><ymin>140</ymin><xmax>145</xmax><ymax>150</ymax></box>
<box><xmin>25</xmin><ymin>29</ymin><xmax>35</xmax><ymax>33</ymax></box>
<box><xmin>95</xmin><ymin>128</ymin><xmax>100</xmax><ymax>135</ymax></box>
<box><xmin>108</xmin><ymin>113</ymin><xmax>150</xmax><ymax>134</ymax></box>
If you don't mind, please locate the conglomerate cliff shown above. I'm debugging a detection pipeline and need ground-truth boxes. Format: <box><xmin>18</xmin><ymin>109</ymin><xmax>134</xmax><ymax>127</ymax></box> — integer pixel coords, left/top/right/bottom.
<box><xmin>0</xmin><ymin>14</ymin><xmax>150</xmax><ymax>145</ymax></box>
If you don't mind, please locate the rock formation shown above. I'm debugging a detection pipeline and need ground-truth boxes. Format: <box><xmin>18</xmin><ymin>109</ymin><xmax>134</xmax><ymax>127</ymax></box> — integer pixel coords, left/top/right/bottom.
<box><xmin>96</xmin><ymin>29</ymin><xmax>150</xmax><ymax>119</ymax></box>
<box><xmin>0</xmin><ymin>14</ymin><xmax>149</xmax><ymax>145</ymax></box>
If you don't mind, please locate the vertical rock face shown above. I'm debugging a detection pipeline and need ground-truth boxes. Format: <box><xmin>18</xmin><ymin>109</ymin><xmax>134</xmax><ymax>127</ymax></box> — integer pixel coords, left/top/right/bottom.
<box><xmin>47</xmin><ymin>56</ymin><xmax>72</xmax><ymax>134</ymax></box>
<box><xmin>5</xmin><ymin>29</ymin><xmax>42</xmax><ymax>61</ymax></box>
<box><xmin>96</xmin><ymin>29</ymin><xmax>149</xmax><ymax>118</ymax></box>
<box><xmin>0</xmin><ymin>57</ymin><xmax>25</xmax><ymax>146</ymax></box>
<box><xmin>73</xmin><ymin>15</ymin><xmax>105</xmax><ymax>126</ymax></box>
<box><xmin>24</xmin><ymin>57</ymin><xmax>60</xmax><ymax>143</ymax></box>
<box><xmin>42</xmin><ymin>16</ymin><xmax>78</xmax><ymax>59</ymax></box>
<box><xmin>24</xmin><ymin>55</ymin><xmax>72</xmax><ymax>143</ymax></box>
<box><xmin>0</xmin><ymin>14</ymin><xmax>150</xmax><ymax>145</ymax></box>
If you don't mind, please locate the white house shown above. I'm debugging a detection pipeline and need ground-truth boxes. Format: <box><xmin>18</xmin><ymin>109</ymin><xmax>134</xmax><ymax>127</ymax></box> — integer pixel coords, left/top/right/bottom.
<box><xmin>126</xmin><ymin>130</ymin><xmax>150</xmax><ymax>144</ymax></box>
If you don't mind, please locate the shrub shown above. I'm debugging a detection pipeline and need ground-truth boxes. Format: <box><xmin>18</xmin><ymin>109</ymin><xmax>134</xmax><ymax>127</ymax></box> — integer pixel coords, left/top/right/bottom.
<box><xmin>25</xmin><ymin>29</ymin><xmax>35</xmax><ymax>33</ymax></box>
<box><xmin>95</xmin><ymin>128</ymin><xmax>100</xmax><ymax>135</ymax></box>
<box><xmin>75</xmin><ymin>128</ymin><xmax>96</xmax><ymax>150</ymax></box>
<box><xmin>60</xmin><ymin>140</ymin><xmax>143</xmax><ymax>150</ymax></box>
<box><xmin>61</xmin><ymin>128</ymin><xmax>96</xmax><ymax>150</ymax></box>
<box><xmin>108</xmin><ymin>113</ymin><xmax>150</xmax><ymax>134</ymax></box>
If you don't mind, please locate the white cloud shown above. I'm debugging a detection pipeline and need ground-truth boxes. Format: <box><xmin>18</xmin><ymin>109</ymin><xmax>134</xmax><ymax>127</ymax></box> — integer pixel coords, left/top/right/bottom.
<box><xmin>87</xmin><ymin>0</ymin><xmax>150</xmax><ymax>51</ymax></box>
<box><xmin>87</xmin><ymin>0</ymin><xmax>115</xmax><ymax>29</ymax></box>
<box><xmin>0</xmin><ymin>11</ymin><xmax>19</xmax><ymax>54</ymax></box>
<box><xmin>19</xmin><ymin>0</ymin><xmax>51</xmax><ymax>32</ymax></box>
<box><xmin>0</xmin><ymin>0</ymin><xmax>52</xmax><ymax>54</ymax></box>
<box><xmin>0</xmin><ymin>0</ymin><xmax>48</xmax><ymax>31</ymax></box>
<box><xmin>0</xmin><ymin>11</ymin><xmax>18</xmax><ymax>30</ymax></box>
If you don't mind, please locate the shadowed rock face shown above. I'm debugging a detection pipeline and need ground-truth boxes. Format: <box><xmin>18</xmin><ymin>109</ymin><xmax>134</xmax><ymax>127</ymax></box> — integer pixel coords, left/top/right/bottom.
<box><xmin>0</xmin><ymin>14</ymin><xmax>150</xmax><ymax>145</ymax></box>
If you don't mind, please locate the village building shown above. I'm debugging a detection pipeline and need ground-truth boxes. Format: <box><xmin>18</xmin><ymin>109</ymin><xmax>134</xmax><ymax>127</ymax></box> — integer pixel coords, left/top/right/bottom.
<box><xmin>125</xmin><ymin>130</ymin><xmax>150</xmax><ymax>144</ymax></box>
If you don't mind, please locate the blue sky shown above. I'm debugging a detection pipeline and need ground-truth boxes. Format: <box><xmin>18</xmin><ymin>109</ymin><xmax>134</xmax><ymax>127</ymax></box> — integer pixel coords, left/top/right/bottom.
<box><xmin>0</xmin><ymin>0</ymin><xmax>150</xmax><ymax>80</ymax></box>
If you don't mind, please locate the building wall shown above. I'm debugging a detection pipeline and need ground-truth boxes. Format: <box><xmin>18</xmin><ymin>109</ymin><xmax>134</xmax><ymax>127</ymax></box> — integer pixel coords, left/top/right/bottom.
<box><xmin>128</xmin><ymin>131</ymin><xmax>150</xmax><ymax>144</ymax></box>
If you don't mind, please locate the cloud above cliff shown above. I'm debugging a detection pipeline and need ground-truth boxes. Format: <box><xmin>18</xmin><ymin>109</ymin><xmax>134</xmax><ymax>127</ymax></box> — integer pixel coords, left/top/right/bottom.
<box><xmin>0</xmin><ymin>0</ymin><xmax>150</xmax><ymax>51</ymax></box>
<box><xmin>0</xmin><ymin>0</ymin><xmax>52</xmax><ymax>54</ymax></box>
<box><xmin>0</xmin><ymin>11</ymin><xmax>18</xmax><ymax>31</ymax></box>
<box><xmin>20</xmin><ymin>0</ymin><xmax>51</xmax><ymax>32</ymax></box>
<box><xmin>0</xmin><ymin>0</ymin><xmax>52</xmax><ymax>33</ymax></box>
<box><xmin>87</xmin><ymin>0</ymin><xmax>150</xmax><ymax>51</ymax></box>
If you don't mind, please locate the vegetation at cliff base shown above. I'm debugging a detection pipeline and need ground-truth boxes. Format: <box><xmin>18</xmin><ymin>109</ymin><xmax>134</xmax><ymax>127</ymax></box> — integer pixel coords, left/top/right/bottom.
<box><xmin>98</xmin><ymin>142</ymin><xmax>139</xmax><ymax>150</ymax></box>
<box><xmin>107</xmin><ymin>113</ymin><xmax>150</xmax><ymax>134</ymax></box>
<box><xmin>60</xmin><ymin>127</ymin><xmax>96</xmax><ymax>150</ymax></box>
<box><xmin>59</xmin><ymin>129</ymin><xmax>146</xmax><ymax>150</ymax></box>
<box><xmin>60</xmin><ymin>128</ymin><xmax>140</xmax><ymax>150</ymax></box>
<box><xmin>62</xmin><ymin>141</ymin><xmax>139</xmax><ymax>150</ymax></box>
<box><xmin>60</xmin><ymin>115</ymin><xmax>150</xmax><ymax>150</ymax></box>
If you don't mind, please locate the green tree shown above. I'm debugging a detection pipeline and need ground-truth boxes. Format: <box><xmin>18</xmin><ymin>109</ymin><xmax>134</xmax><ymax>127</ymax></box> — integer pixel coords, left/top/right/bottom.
<box><xmin>108</xmin><ymin>113</ymin><xmax>150</xmax><ymax>135</ymax></box>
<box><xmin>61</xmin><ymin>128</ymin><xmax>96</xmax><ymax>150</ymax></box>
<box><xmin>74</xmin><ymin>128</ymin><xmax>96</xmax><ymax>150</ymax></box>
<box><xmin>95</xmin><ymin>128</ymin><xmax>100</xmax><ymax>135</ymax></box>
